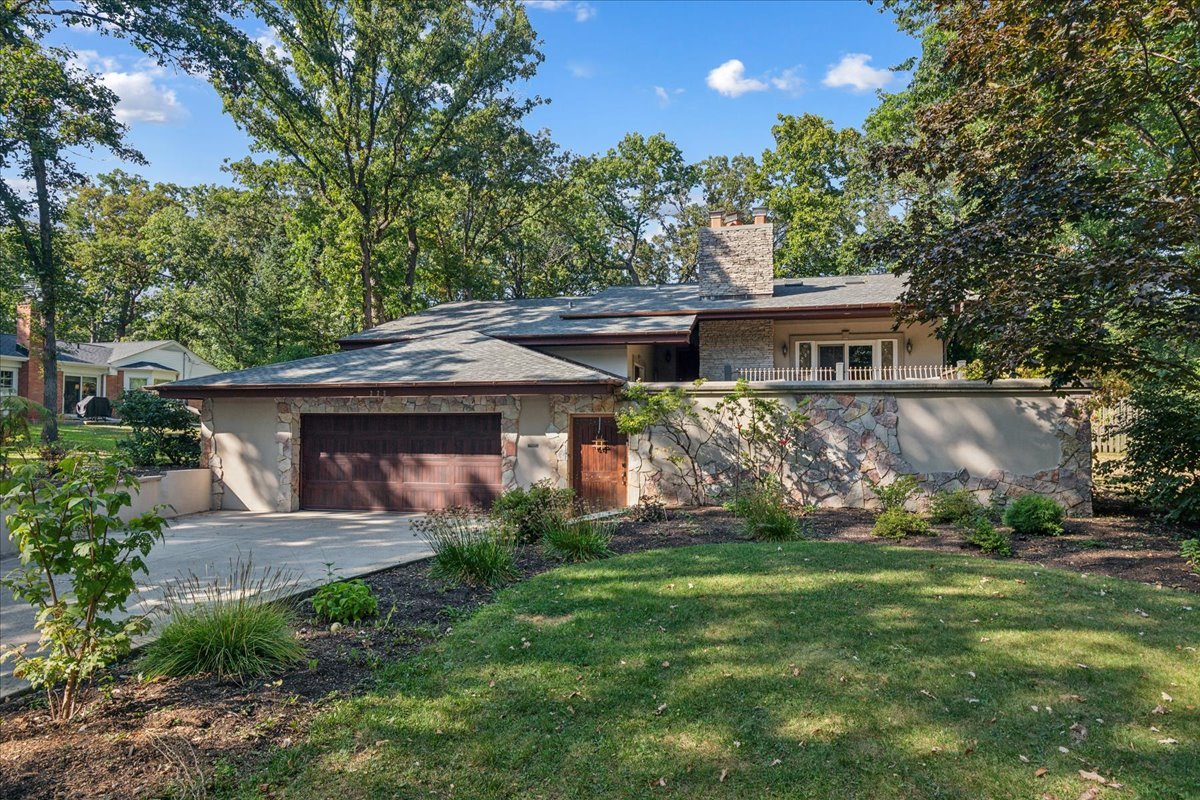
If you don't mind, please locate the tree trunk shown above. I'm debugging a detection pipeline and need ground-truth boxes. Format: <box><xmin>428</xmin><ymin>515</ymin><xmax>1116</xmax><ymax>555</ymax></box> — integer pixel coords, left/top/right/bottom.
<box><xmin>403</xmin><ymin>220</ymin><xmax>419</xmax><ymax>308</ymax></box>
<box><xmin>31</xmin><ymin>148</ymin><xmax>58</xmax><ymax>442</ymax></box>
<box><xmin>625</xmin><ymin>233</ymin><xmax>642</xmax><ymax>285</ymax></box>
<box><xmin>359</xmin><ymin>233</ymin><xmax>375</xmax><ymax>329</ymax></box>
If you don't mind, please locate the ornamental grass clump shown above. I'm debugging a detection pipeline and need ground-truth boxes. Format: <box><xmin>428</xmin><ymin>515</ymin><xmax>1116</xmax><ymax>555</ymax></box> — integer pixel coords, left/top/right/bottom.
<box><xmin>416</xmin><ymin>508</ymin><xmax>520</xmax><ymax>588</ymax></box>
<box><xmin>1003</xmin><ymin>495</ymin><xmax>1065</xmax><ymax>536</ymax></box>
<box><xmin>140</xmin><ymin>559</ymin><xmax>305</xmax><ymax>681</ymax></box>
<box><xmin>542</xmin><ymin>516</ymin><xmax>616</xmax><ymax>562</ymax></box>
<box><xmin>741</xmin><ymin>481</ymin><xmax>803</xmax><ymax>542</ymax></box>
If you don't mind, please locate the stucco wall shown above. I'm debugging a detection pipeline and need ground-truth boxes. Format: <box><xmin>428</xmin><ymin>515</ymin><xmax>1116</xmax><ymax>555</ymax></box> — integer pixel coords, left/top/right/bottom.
<box><xmin>536</xmin><ymin>345</ymin><xmax>629</xmax><ymax>378</ymax></box>
<box><xmin>203</xmin><ymin>398</ymin><xmax>280</xmax><ymax>511</ymax></box>
<box><xmin>1</xmin><ymin>468</ymin><xmax>211</xmax><ymax>557</ymax></box>
<box><xmin>628</xmin><ymin>383</ymin><xmax>1091</xmax><ymax>516</ymax></box>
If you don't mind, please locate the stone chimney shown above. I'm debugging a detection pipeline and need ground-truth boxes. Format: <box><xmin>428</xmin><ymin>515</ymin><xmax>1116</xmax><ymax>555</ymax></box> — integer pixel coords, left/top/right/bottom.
<box><xmin>697</xmin><ymin>208</ymin><xmax>774</xmax><ymax>298</ymax></box>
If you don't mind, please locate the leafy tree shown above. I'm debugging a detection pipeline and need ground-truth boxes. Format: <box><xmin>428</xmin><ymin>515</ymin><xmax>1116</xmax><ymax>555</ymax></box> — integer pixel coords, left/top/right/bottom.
<box><xmin>0</xmin><ymin>456</ymin><xmax>168</xmax><ymax>719</ymax></box>
<box><xmin>65</xmin><ymin>171</ymin><xmax>181</xmax><ymax>340</ymax></box>
<box><xmin>213</xmin><ymin>0</ymin><xmax>543</xmax><ymax>329</ymax></box>
<box><xmin>584</xmin><ymin>132</ymin><xmax>697</xmax><ymax>285</ymax></box>
<box><xmin>869</xmin><ymin>0</ymin><xmax>1200</xmax><ymax>388</ymax></box>
<box><xmin>0</xmin><ymin>35</ymin><xmax>139</xmax><ymax>442</ymax></box>
<box><xmin>755</xmin><ymin>113</ymin><xmax>864</xmax><ymax>276</ymax></box>
<box><xmin>1119</xmin><ymin>378</ymin><xmax>1200</xmax><ymax>524</ymax></box>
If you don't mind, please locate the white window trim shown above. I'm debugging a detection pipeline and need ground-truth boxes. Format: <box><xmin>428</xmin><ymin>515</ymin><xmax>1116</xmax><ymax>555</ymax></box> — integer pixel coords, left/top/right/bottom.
<box><xmin>792</xmin><ymin>337</ymin><xmax>901</xmax><ymax>380</ymax></box>
<box><xmin>0</xmin><ymin>367</ymin><xmax>17</xmax><ymax>397</ymax></box>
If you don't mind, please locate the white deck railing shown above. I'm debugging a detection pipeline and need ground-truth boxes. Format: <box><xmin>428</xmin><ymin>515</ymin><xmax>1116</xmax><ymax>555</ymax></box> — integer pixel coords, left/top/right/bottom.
<box><xmin>737</xmin><ymin>364</ymin><xmax>965</xmax><ymax>382</ymax></box>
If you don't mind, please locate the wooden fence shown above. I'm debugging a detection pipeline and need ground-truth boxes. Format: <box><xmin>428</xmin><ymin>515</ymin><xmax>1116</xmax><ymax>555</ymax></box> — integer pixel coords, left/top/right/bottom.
<box><xmin>1092</xmin><ymin>398</ymin><xmax>1139</xmax><ymax>455</ymax></box>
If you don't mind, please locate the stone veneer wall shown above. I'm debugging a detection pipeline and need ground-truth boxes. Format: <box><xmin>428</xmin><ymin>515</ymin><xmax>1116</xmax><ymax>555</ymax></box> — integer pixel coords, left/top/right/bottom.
<box><xmin>698</xmin><ymin>319</ymin><xmax>775</xmax><ymax>381</ymax></box>
<box><xmin>697</xmin><ymin>224</ymin><xmax>774</xmax><ymax>298</ymax></box>
<box><xmin>629</xmin><ymin>390</ymin><xmax>1093</xmax><ymax>516</ymax></box>
<box><xmin>201</xmin><ymin>393</ymin><xmax>616</xmax><ymax>512</ymax></box>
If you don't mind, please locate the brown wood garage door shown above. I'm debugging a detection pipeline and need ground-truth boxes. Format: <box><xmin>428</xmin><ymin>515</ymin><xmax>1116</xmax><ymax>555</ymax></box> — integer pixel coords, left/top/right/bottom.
<box><xmin>300</xmin><ymin>414</ymin><xmax>503</xmax><ymax>511</ymax></box>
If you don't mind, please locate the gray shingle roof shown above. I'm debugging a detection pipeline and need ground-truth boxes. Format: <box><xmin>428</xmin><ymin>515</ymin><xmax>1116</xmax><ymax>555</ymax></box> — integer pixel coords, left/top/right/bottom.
<box><xmin>159</xmin><ymin>330</ymin><xmax>622</xmax><ymax>392</ymax></box>
<box><xmin>344</xmin><ymin>274</ymin><xmax>904</xmax><ymax>343</ymax></box>
<box><xmin>340</xmin><ymin>296</ymin><xmax>696</xmax><ymax>344</ymax></box>
<box><xmin>1</xmin><ymin>333</ymin><xmax>28</xmax><ymax>359</ymax></box>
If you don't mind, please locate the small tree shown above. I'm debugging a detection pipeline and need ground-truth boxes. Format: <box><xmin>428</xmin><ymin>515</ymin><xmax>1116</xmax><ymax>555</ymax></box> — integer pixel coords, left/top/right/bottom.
<box><xmin>617</xmin><ymin>379</ymin><xmax>808</xmax><ymax>505</ymax></box>
<box><xmin>1121</xmin><ymin>380</ymin><xmax>1200</xmax><ymax>525</ymax></box>
<box><xmin>0</xmin><ymin>456</ymin><xmax>167</xmax><ymax>718</ymax></box>
<box><xmin>0</xmin><ymin>396</ymin><xmax>49</xmax><ymax>476</ymax></box>
<box><xmin>115</xmin><ymin>390</ymin><xmax>200</xmax><ymax>467</ymax></box>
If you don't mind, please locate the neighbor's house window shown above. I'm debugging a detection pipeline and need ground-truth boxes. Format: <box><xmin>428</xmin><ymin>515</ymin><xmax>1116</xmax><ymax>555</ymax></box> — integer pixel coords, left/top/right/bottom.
<box><xmin>794</xmin><ymin>339</ymin><xmax>899</xmax><ymax>380</ymax></box>
<box><xmin>128</xmin><ymin>377</ymin><xmax>148</xmax><ymax>391</ymax></box>
<box><xmin>0</xmin><ymin>368</ymin><xmax>16</xmax><ymax>397</ymax></box>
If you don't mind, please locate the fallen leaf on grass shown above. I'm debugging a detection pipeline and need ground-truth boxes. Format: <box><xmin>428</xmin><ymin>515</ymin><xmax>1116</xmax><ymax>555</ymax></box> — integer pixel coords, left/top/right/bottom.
<box><xmin>1035</xmin><ymin>767</ymin><xmax>1049</xmax><ymax>777</ymax></box>
<box><xmin>719</xmin><ymin>768</ymin><xmax>728</xmax><ymax>783</ymax></box>
<box><xmin>1070</xmin><ymin>723</ymin><xmax>1089</xmax><ymax>743</ymax></box>
<box><xmin>1157</xmin><ymin>738</ymin><xmax>1179</xmax><ymax>744</ymax></box>
<box><xmin>1078</xmin><ymin>770</ymin><xmax>1106</xmax><ymax>784</ymax></box>
<box><xmin>1077</xmin><ymin>787</ymin><xmax>1101</xmax><ymax>800</ymax></box>
<box><xmin>651</xmin><ymin>777</ymin><xmax>667</xmax><ymax>788</ymax></box>
<box><xmin>654</xmin><ymin>704</ymin><xmax>667</xmax><ymax>716</ymax></box>
<box><xmin>771</xmin><ymin>758</ymin><xmax>782</xmax><ymax>766</ymax></box>
<box><xmin>1151</xmin><ymin>704</ymin><xmax>1167</xmax><ymax>715</ymax></box>
<box><xmin>1020</xmin><ymin>755</ymin><xmax>1031</xmax><ymax>763</ymax></box>
<box><xmin>1161</xmin><ymin>692</ymin><xmax>1173</xmax><ymax>702</ymax></box>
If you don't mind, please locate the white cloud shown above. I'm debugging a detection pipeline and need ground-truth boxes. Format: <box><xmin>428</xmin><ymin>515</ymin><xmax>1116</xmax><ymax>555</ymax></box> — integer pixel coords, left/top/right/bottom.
<box><xmin>822</xmin><ymin>53</ymin><xmax>893</xmax><ymax>92</ymax></box>
<box><xmin>567</xmin><ymin>62</ymin><xmax>595</xmax><ymax>78</ymax></box>
<box><xmin>522</xmin><ymin>1</ymin><xmax>595</xmax><ymax>21</ymax></box>
<box><xmin>706</xmin><ymin>59</ymin><xmax>768</xmax><ymax>98</ymax></box>
<box><xmin>71</xmin><ymin>50</ymin><xmax>188</xmax><ymax>124</ymax></box>
<box><xmin>255</xmin><ymin>27</ymin><xmax>285</xmax><ymax>55</ymax></box>
<box><xmin>653</xmin><ymin>86</ymin><xmax>684</xmax><ymax>107</ymax></box>
<box><xmin>770</xmin><ymin>67</ymin><xmax>805</xmax><ymax>95</ymax></box>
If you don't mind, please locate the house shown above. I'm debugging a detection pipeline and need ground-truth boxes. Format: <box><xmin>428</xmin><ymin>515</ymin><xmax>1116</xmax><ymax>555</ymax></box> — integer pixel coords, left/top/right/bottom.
<box><xmin>156</xmin><ymin>210</ymin><xmax>1092</xmax><ymax>516</ymax></box>
<box><xmin>2</xmin><ymin>302</ymin><xmax>220</xmax><ymax>414</ymax></box>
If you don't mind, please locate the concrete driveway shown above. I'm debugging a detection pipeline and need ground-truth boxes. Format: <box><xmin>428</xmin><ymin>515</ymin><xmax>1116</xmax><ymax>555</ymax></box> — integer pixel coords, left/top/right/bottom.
<box><xmin>0</xmin><ymin>510</ymin><xmax>431</xmax><ymax>698</ymax></box>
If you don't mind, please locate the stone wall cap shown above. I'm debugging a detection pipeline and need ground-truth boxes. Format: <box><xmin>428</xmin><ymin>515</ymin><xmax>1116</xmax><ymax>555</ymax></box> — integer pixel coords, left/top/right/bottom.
<box><xmin>637</xmin><ymin>379</ymin><xmax>1091</xmax><ymax>396</ymax></box>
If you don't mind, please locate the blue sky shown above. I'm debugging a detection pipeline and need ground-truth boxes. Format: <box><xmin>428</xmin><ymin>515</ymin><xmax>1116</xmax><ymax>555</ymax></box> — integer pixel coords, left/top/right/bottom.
<box><xmin>54</xmin><ymin>1</ymin><xmax>917</xmax><ymax>186</ymax></box>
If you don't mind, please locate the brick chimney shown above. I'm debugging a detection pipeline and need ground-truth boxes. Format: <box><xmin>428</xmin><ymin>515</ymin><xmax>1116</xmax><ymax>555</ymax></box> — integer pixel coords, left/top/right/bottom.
<box><xmin>697</xmin><ymin>208</ymin><xmax>774</xmax><ymax>298</ymax></box>
<box><xmin>14</xmin><ymin>300</ymin><xmax>44</xmax><ymax>405</ymax></box>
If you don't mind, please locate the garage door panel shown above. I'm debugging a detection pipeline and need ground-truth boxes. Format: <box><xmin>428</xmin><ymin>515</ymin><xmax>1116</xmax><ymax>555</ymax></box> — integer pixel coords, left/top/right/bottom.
<box><xmin>300</xmin><ymin>413</ymin><xmax>503</xmax><ymax>511</ymax></box>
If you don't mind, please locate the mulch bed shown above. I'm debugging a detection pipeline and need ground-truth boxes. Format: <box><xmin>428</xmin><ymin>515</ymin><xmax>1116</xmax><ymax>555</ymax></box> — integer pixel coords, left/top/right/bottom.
<box><xmin>1</xmin><ymin>502</ymin><xmax>1196</xmax><ymax>799</ymax></box>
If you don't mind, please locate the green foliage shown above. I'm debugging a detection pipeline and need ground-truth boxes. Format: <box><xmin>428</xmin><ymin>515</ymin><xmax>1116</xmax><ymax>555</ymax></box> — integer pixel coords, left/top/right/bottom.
<box><xmin>1180</xmin><ymin>539</ymin><xmax>1199</xmax><ymax>573</ymax></box>
<box><xmin>871</xmin><ymin>506</ymin><xmax>932</xmax><ymax>540</ymax></box>
<box><xmin>1120</xmin><ymin>381</ymin><xmax>1200</xmax><ymax>524</ymax></box>
<box><xmin>541</xmin><ymin>516</ymin><xmax>615</xmax><ymax>563</ymax></box>
<box><xmin>1002</xmin><ymin>495</ymin><xmax>1065</xmax><ymax>536</ymax></box>
<box><xmin>868</xmin><ymin>0</ymin><xmax>1200</xmax><ymax>388</ymax></box>
<box><xmin>740</xmin><ymin>482</ymin><xmax>802</xmax><ymax>542</ymax></box>
<box><xmin>311</xmin><ymin>579</ymin><xmax>379</xmax><ymax>625</ymax></box>
<box><xmin>871</xmin><ymin>475</ymin><xmax>921</xmax><ymax>511</ymax></box>
<box><xmin>928</xmin><ymin>489</ymin><xmax>981</xmax><ymax>524</ymax></box>
<box><xmin>140</xmin><ymin>560</ymin><xmax>304</xmax><ymax>680</ymax></box>
<box><xmin>491</xmin><ymin>481</ymin><xmax>575</xmax><ymax>544</ymax></box>
<box><xmin>627</xmin><ymin>494</ymin><xmax>669</xmax><ymax>523</ymax></box>
<box><xmin>963</xmin><ymin>516</ymin><xmax>1014</xmax><ymax>556</ymax></box>
<box><xmin>0</xmin><ymin>396</ymin><xmax>49</xmax><ymax>473</ymax></box>
<box><xmin>416</xmin><ymin>509</ymin><xmax>520</xmax><ymax>588</ymax></box>
<box><xmin>0</xmin><ymin>455</ymin><xmax>167</xmax><ymax>718</ymax></box>
<box><xmin>114</xmin><ymin>389</ymin><xmax>199</xmax><ymax>467</ymax></box>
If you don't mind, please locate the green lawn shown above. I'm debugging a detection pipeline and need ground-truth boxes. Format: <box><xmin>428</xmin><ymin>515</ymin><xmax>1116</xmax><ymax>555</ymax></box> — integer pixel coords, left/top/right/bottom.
<box><xmin>238</xmin><ymin>542</ymin><xmax>1198</xmax><ymax>799</ymax></box>
<box><xmin>15</xmin><ymin>423</ymin><xmax>130</xmax><ymax>459</ymax></box>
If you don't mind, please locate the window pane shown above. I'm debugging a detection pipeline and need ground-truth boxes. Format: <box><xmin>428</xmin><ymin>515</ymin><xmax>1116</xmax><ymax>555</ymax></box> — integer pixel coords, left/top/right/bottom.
<box><xmin>0</xmin><ymin>369</ymin><xmax>14</xmax><ymax>396</ymax></box>
<box><xmin>881</xmin><ymin>340</ymin><xmax>895</xmax><ymax>367</ymax></box>
<box><xmin>129</xmin><ymin>378</ymin><xmax>148</xmax><ymax>391</ymax></box>
<box><xmin>848</xmin><ymin>345</ymin><xmax>874</xmax><ymax>368</ymax></box>
<box><xmin>795</xmin><ymin>342</ymin><xmax>812</xmax><ymax>369</ymax></box>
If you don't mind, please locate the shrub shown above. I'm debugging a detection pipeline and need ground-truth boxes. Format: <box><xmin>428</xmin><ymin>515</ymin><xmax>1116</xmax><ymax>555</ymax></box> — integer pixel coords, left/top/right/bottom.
<box><xmin>628</xmin><ymin>494</ymin><xmax>669</xmax><ymax>523</ymax></box>
<box><xmin>416</xmin><ymin>508</ymin><xmax>520</xmax><ymax>588</ymax></box>
<box><xmin>0</xmin><ymin>455</ymin><xmax>167</xmax><ymax>719</ymax></box>
<box><xmin>872</xmin><ymin>506</ymin><xmax>932</xmax><ymax>540</ymax></box>
<box><xmin>1121</xmin><ymin>381</ymin><xmax>1200</xmax><ymax>524</ymax></box>
<box><xmin>963</xmin><ymin>516</ymin><xmax>1014</xmax><ymax>556</ymax></box>
<box><xmin>928</xmin><ymin>489</ymin><xmax>981</xmax><ymax>524</ymax></box>
<box><xmin>872</xmin><ymin>475</ymin><xmax>921</xmax><ymax>511</ymax></box>
<box><xmin>542</xmin><ymin>516</ymin><xmax>616</xmax><ymax>562</ymax></box>
<box><xmin>311</xmin><ymin>579</ymin><xmax>379</xmax><ymax>624</ymax></box>
<box><xmin>1181</xmin><ymin>539</ymin><xmax>1200</xmax><ymax>573</ymax></box>
<box><xmin>1003</xmin><ymin>495</ymin><xmax>1065</xmax><ymax>535</ymax></box>
<box><xmin>741</xmin><ymin>482</ymin><xmax>802</xmax><ymax>542</ymax></box>
<box><xmin>491</xmin><ymin>481</ymin><xmax>574</xmax><ymax>543</ymax></box>
<box><xmin>141</xmin><ymin>561</ymin><xmax>304</xmax><ymax>680</ymax></box>
<box><xmin>115</xmin><ymin>390</ymin><xmax>200</xmax><ymax>467</ymax></box>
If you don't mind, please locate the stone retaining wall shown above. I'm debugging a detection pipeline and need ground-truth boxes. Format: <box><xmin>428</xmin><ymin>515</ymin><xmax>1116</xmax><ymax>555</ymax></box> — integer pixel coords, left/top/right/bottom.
<box><xmin>628</xmin><ymin>384</ymin><xmax>1092</xmax><ymax>516</ymax></box>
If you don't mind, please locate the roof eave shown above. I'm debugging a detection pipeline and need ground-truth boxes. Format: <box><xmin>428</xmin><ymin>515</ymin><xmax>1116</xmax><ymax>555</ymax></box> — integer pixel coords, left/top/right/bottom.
<box><xmin>154</xmin><ymin>378</ymin><xmax>623</xmax><ymax>400</ymax></box>
<box><xmin>337</xmin><ymin>330</ymin><xmax>695</xmax><ymax>349</ymax></box>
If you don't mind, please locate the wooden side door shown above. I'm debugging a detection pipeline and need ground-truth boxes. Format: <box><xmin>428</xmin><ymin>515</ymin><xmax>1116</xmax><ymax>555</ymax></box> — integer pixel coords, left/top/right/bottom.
<box><xmin>570</xmin><ymin>414</ymin><xmax>628</xmax><ymax>511</ymax></box>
